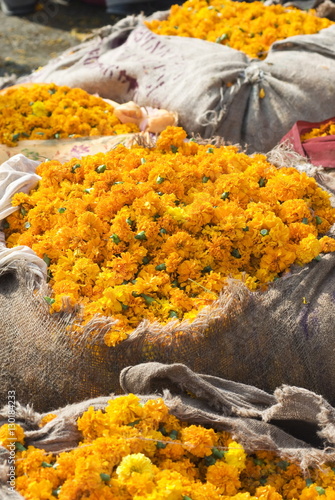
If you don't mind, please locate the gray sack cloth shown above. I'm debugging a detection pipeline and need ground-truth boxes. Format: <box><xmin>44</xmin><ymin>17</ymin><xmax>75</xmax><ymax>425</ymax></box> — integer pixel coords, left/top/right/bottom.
<box><xmin>0</xmin><ymin>249</ymin><xmax>335</xmax><ymax>413</ymax></box>
<box><xmin>19</xmin><ymin>13</ymin><xmax>335</xmax><ymax>153</ymax></box>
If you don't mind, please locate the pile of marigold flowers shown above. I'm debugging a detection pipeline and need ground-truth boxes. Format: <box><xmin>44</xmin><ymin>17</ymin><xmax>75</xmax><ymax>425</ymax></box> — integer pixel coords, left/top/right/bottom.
<box><xmin>1</xmin><ymin>394</ymin><xmax>335</xmax><ymax>500</ymax></box>
<box><xmin>145</xmin><ymin>0</ymin><xmax>333</xmax><ymax>60</ymax></box>
<box><xmin>301</xmin><ymin>119</ymin><xmax>335</xmax><ymax>141</ymax></box>
<box><xmin>4</xmin><ymin>126</ymin><xmax>335</xmax><ymax>345</ymax></box>
<box><xmin>0</xmin><ymin>83</ymin><xmax>139</xmax><ymax>147</ymax></box>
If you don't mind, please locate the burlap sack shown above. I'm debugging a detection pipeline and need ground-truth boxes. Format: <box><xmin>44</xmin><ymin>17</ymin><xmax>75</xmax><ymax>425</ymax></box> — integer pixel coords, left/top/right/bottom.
<box><xmin>17</xmin><ymin>11</ymin><xmax>335</xmax><ymax>153</ymax></box>
<box><xmin>0</xmin><ymin>146</ymin><xmax>335</xmax><ymax>414</ymax></box>
<box><xmin>1</xmin><ymin>245</ymin><xmax>335</xmax><ymax>414</ymax></box>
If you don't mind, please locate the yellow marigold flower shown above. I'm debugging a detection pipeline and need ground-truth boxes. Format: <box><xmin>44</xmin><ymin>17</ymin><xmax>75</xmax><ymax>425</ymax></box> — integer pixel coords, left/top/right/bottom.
<box><xmin>255</xmin><ymin>485</ymin><xmax>284</xmax><ymax>500</ymax></box>
<box><xmin>116</xmin><ymin>453</ymin><xmax>154</xmax><ymax>481</ymax></box>
<box><xmin>181</xmin><ymin>425</ymin><xmax>217</xmax><ymax>457</ymax></box>
<box><xmin>26</xmin><ymin>478</ymin><xmax>54</xmax><ymax>500</ymax></box>
<box><xmin>0</xmin><ymin>423</ymin><xmax>24</xmax><ymax>449</ymax></box>
<box><xmin>105</xmin><ymin>394</ymin><xmax>143</xmax><ymax>426</ymax></box>
<box><xmin>39</xmin><ymin>413</ymin><xmax>57</xmax><ymax>427</ymax></box>
<box><xmin>295</xmin><ymin>234</ymin><xmax>322</xmax><ymax>265</ymax></box>
<box><xmin>206</xmin><ymin>460</ymin><xmax>241</xmax><ymax>495</ymax></box>
<box><xmin>225</xmin><ymin>440</ymin><xmax>247</xmax><ymax>471</ymax></box>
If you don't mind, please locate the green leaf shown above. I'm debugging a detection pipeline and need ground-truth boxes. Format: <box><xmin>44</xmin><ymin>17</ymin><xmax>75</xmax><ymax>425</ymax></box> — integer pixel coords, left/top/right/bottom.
<box><xmin>207</xmin><ymin>147</ymin><xmax>214</xmax><ymax>154</ymax></box>
<box><xmin>71</xmin><ymin>163</ymin><xmax>81</xmax><ymax>173</ymax></box>
<box><xmin>141</xmin><ymin>294</ymin><xmax>155</xmax><ymax>305</ymax></box>
<box><xmin>315</xmin><ymin>216</ymin><xmax>322</xmax><ymax>225</ymax></box>
<box><xmin>170</xmin><ymin>145</ymin><xmax>178</xmax><ymax>154</ymax></box>
<box><xmin>204</xmin><ymin>455</ymin><xmax>216</xmax><ymax>466</ymax></box>
<box><xmin>306</xmin><ymin>479</ymin><xmax>314</xmax><ymax>487</ymax></box>
<box><xmin>156</xmin><ymin>441</ymin><xmax>167</xmax><ymax>449</ymax></box>
<box><xmin>202</xmin><ymin>176</ymin><xmax>210</xmax><ymax>183</ymax></box>
<box><xmin>169</xmin><ymin>430</ymin><xmax>178</xmax><ymax>440</ymax></box>
<box><xmin>221</xmin><ymin>191</ymin><xmax>230</xmax><ymax>200</ymax></box>
<box><xmin>212</xmin><ymin>447</ymin><xmax>224</xmax><ymax>459</ymax></box>
<box><xmin>100</xmin><ymin>473</ymin><xmax>111</xmax><ymax>482</ymax></box>
<box><xmin>58</xmin><ymin>207</ymin><xmax>66</xmax><ymax>214</ymax></box>
<box><xmin>54</xmin><ymin>133</ymin><xmax>60</xmax><ymax>139</ymax></box>
<box><xmin>277</xmin><ymin>460</ymin><xmax>289</xmax><ymax>470</ymax></box>
<box><xmin>155</xmin><ymin>263</ymin><xmax>166</xmax><ymax>271</ymax></box>
<box><xmin>243</xmin><ymin>226</ymin><xmax>249</xmax><ymax>231</ymax></box>
<box><xmin>156</xmin><ymin>175</ymin><xmax>165</xmax><ymax>184</ymax></box>
<box><xmin>44</xmin><ymin>296</ymin><xmax>55</xmax><ymax>305</ymax></box>
<box><xmin>24</xmin><ymin>222</ymin><xmax>31</xmax><ymax>229</ymax></box>
<box><xmin>258</xmin><ymin>177</ymin><xmax>267</xmax><ymax>187</ymax></box>
<box><xmin>127</xmin><ymin>419</ymin><xmax>140</xmax><ymax>427</ymax></box>
<box><xmin>135</xmin><ymin>231</ymin><xmax>147</xmax><ymax>241</ymax></box>
<box><xmin>169</xmin><ymin>310</ymin><xmax>178</xmax><ymax>318</ymax></box>
<box><xmin>231</xmin><ymin>248</ymin><xmax>241</xmax><ymax>259</ymax></box>
<box><xmin>12</xmin><ymin>133</ymin><xmax>20</xmax><ymax>141</ymax></box>
<box><xmin>142</xmin><ymin>256</ymin><xmax>151</xmax><ymax>265</ymax></box>
<box><xmin>302</xmin><ymin>217</ymin><xmax>309</xmax><ymax>224</ymax></box>
<box><xmin>140</xmin><ymin>158</ymin><xmax>146</xmax><ymax>164</ymax></box>
<box><xmin>216</xmin><ymin>33</ymin><xmax>228</xmax><ymax>43</ymax></box>
<box><xmin>42</xmin><ymin>461</ymin><xmax>53</xmax><ymax>468</ymax></box>
<box><xmin>316</xmin><ymin>487</ymin><xmax>325</xmax><ymax>496</ymax></box>
<box><xmin>202</xmin><ymin>265</ymin><xmax>212</xmax><ymax>274</ymax></box>
<box><xmin>110</xmin><ymin>234</ymin><xmax>120</xmax><ymax>244</ymax></box>
<box><xmin>260</xmin><ymin>229</ymin><xmax>269</xmax><ymax>236</ymax></box>
<box><xmin>43</xmin><ymin>254</ymin><xmax>51</xmax><ymax>266</ymax></box>
<box><xmin>96</xmin><ymin>164</ymin><xmax>107</xmax><ymax>173</ymax></box>
<box><xmin>15</xmin><ymin>442</ymin><xmax>26</xmax><ymax>451</ymax></box>
<box><xmin>159</xmin><ymin>228</ymin><xmax>168</xmax><ymax>235</ymax></box>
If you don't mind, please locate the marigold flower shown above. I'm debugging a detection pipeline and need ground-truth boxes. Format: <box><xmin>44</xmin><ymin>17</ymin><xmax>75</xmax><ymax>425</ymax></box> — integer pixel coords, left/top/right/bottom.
<box><xmin>116</xmin><ymin>453</ymin><xmax>154</xmax><ymax>481</ymax></box>
<box><xmin>0</xmin><ymin>423</ymin><xmax>25</xmax><ymax>449</ymax></box>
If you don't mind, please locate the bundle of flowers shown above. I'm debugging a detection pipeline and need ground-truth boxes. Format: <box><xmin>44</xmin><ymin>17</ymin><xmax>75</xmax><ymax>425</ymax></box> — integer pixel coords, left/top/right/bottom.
<box><xmin>0</xmin><ymin>83</ymin><xmax>140</xmax><ymax>147</ymax></box>
<box><xmin>301</xmin><ymin>119</ymin><xmax>335</xmax><ymax>141</ymax></box>
<box><xmin>145</xmin><ymin>0</ymin><xmax>333</xmax><ymax>60</ymax></box>
<box><xmin>3</xmin><ymin>126</ymin><xmax>335</xmax><ymax>346</ymax></box>
<box><xmin>1</xmin><ymin>394</ymin><xmax>335</xmax><ymax>500</ymax></box>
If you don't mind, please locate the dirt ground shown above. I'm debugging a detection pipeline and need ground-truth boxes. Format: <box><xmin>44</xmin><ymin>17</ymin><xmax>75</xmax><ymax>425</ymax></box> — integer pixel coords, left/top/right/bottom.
<box><xmin>0</xmin><ymin>0</ymin><xmax>123</xmax><ymax>79</ymax></box>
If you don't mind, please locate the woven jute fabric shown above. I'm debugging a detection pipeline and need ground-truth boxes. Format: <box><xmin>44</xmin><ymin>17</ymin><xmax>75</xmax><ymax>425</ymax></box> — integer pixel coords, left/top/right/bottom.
<box><xmin>0</xmin><ymin>246</ymin><xmax>335</xmax><ymax>414</ymax></box>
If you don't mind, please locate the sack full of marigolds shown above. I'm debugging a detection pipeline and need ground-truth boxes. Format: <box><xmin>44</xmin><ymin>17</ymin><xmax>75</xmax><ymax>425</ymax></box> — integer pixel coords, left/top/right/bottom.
<box><xmin>2</xmin><ymin>361</ymin><xmax>335</xmax><ymax>500</ymax></box>
<box><xmin>1</xmin><ymin>126</ymin><xmax>335</xmax><ymax>415</ymax></box>
<box><xmin>16</xmin><ymin>0</ymin><xmax>335</xmax><ymax>153</ymax></box>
